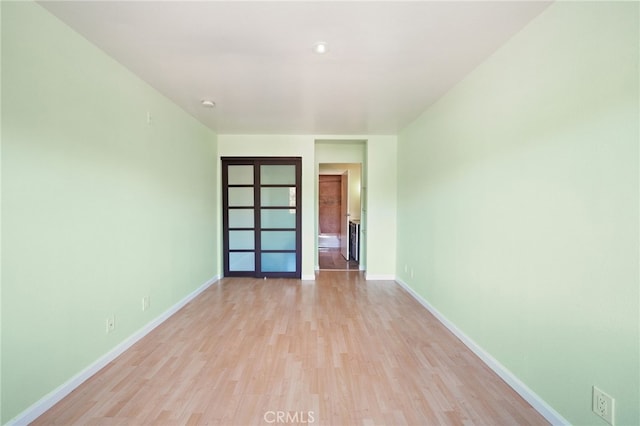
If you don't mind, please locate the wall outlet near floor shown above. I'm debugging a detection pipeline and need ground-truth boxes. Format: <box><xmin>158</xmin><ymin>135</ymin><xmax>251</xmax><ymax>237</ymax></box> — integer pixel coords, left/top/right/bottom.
<box><xmin>142</xmin><ymin>295</ymin><xmax>150</xmax><ymax>312</ymax></box>
<box><xmin>106</xmin><ymin>315</ymin><xmax>115</xmax><ymax>334</ymax></box>
<box><xmin>592</xmin><ymin>386</ymin><xmax>615</xmax><ymax>425</ymax></box>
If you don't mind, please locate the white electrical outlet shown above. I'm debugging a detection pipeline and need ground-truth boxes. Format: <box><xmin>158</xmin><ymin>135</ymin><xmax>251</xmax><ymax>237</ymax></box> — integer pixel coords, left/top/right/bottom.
<box><xmin>106</xmin><ymin>315</ymin><xmax>115</xmax><ymax>334</ymax></box>
<box><xmin>142</xmin><ymin>296</ymin><xmax>150</xmax><ymax>311</ymax></box>
<box><xmin>593</xmin><ymin>386</ymin><xmax>615</xmax><ymax>425</ymax></box>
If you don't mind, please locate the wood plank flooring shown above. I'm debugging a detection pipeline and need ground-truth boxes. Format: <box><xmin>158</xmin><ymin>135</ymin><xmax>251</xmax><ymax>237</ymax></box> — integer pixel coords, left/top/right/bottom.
<box><xmin>318</xmin><ymin>248</ymin><xmax>360</xmax><ymax>271</ymax></box>
<box><xmin>33</xmin><ymin>272</ymin><xmax>547</xmax><ymax>425</ymax></box>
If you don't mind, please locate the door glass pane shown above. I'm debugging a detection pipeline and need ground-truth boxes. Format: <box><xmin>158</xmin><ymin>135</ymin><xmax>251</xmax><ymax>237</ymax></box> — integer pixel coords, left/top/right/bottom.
<box><xmin>229</xmin><ymin>230</ymin><xmax>254</xmax><ymax>250</ymax></box>
<box><xmin>229</xmin><ymin>252</ymin><xmax>255</xmax><ymax>271</ymax></box>
<box><xmin>228</xmin><ymin>165</ymin><xmax>253</xmax><ymax>185</ymax></box>
<box><xmin>228</xmin><ymin>187</ymin><xmax>253</xmax><ymax>206</ymax></box>
<box><xmin>229</xmin><ymin>209</ymin><xmax>254</xmax><ymax>228</ymax></box>
<box><xmin>223</xmin><ymin>159</ymin><xmax>300</xmax><ymax>276</ymax></box>
<box><xmin>261</xmin><ymin>209</ymin><xmax>295</xmax><ymax>229</ymax></box>
<box><xmin>261</xmin><ymin>165</ymin><xmax>295</xmax><ymax>185</ymax></box>
<box><xmin>261</xmin><ymin>231</ymin><xmax>296</xmax><ymax>250</ymax></box>
<box><xmin>261</xmin><ymin>253</ymin><xmax>296</xmax><ymax>272</ymax></box>
<box><xmin>261</xmin><ymin>187</ymin><xmax>295</xmax><ymax>207</ymax></box>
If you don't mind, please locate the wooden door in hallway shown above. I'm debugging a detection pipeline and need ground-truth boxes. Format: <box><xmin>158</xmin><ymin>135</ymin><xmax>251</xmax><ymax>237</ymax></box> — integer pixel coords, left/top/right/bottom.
<box><xmin>318</xmin><ymin>175</ymin><xmax>341</xmax><ymax>235</ymax></box>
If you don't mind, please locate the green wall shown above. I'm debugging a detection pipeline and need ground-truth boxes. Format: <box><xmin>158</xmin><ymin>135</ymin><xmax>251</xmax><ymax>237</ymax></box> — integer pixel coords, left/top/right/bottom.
<box><xmin>0</xmin><ymin>1</ymin><xmax>4</xmax><ymax>423</ymax></box>
<box><xmin>363</xmin><ymin>136</ymin><xmax>397</xmax><ymax>279</ymax></box>
<box><xmin>396</xmin><ymin>2</ymin><xmax>639</xmax><ymax>425</ymax></box>
<box><xmin>1</xmin><ymin>2</ymin><xmax>218</xmax><ymax>422</ymax></box>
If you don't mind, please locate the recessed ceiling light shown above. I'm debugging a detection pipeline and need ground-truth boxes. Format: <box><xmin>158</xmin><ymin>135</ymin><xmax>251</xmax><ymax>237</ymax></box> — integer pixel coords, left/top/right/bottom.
<box><xmin>201</xmin><ymin>100</ymin><xmax>216</xmax><ymax>108</ymax></box>
<box><xmin>313</xmin><ymin>42</ymin><xmax>328</xmax><ymax>54</ymax></box>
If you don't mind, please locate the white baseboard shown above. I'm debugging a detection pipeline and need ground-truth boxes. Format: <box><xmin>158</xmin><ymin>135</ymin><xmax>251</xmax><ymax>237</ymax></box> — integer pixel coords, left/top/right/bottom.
<box><xmin>365</xmin><ymin>273</ymin><xmax>395</xmax><ymax>280</ymax></box>
<box><xmin>6</xmin><ymin>275</ymin><xmax>221</xmax><ymax>426</ymax></box>
<box><xmin>301</xmin><ymin>274</ymin><xmax>316</xmax><ymax>281</ymax></box>
<box><xmin>394</xmin><ymin>278</ymin><xmax>569</xmax><ymax>426</ymax></box>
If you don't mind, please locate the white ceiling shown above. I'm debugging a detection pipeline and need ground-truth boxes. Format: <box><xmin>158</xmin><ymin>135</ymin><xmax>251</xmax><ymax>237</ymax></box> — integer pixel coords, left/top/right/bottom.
<box><xmin>39</xmin><ymin>1</ymin><xmax>552</xmax><ymax>135</ymax></box>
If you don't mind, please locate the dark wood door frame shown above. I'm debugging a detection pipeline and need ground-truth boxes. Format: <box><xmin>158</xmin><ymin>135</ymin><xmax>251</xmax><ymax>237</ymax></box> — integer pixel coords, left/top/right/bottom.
<box><xmin>222</xmin><ymin>157</ymin><xmax>302</xmax><ymax>278</ymax></box>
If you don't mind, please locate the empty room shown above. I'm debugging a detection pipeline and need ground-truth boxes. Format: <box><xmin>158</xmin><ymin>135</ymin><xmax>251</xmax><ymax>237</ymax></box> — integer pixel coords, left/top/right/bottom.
<box><xmin>2</xmin><ymin>1</ymin><xmax>638</xmax><ymax>425</ymax></box>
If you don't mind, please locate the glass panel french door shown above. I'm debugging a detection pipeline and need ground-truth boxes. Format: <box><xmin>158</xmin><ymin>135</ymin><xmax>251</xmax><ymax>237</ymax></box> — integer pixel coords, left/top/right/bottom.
<box><xmin>224</xmin><ymin>160</ymin><xmax>256</xmax><ymax>274</ymax></box>
<box><xmin>222</xmin><ymin>157</ymin><xmax>301</xmax><ymax>278</ymax></box>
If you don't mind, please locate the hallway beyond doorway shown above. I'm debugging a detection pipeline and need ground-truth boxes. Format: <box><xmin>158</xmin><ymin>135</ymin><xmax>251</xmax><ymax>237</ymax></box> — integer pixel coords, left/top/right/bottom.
<box><xmin>318</xmin><ymin>247</ymin><xmax>359</xmax><ymax>270</ymax></box>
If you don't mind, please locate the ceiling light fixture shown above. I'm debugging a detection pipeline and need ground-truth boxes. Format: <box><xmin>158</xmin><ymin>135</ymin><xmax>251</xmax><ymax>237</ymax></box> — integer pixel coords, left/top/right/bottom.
<box><xmin>201</xmin><ymin>100</ymin><xmax>216</xmax><ymax>108</ymax></box>
<box><xmin>313</xmin><ymin>42</ymin><xmax>328</xmax><ymax>54</ymax></box>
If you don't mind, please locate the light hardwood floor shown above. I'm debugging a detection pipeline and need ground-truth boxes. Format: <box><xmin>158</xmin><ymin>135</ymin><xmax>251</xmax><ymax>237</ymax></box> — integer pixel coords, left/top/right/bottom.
<box><xmin>34</xmin><ymin>272</ymin><xmax>547</xmax><ymax>425</ymax></box>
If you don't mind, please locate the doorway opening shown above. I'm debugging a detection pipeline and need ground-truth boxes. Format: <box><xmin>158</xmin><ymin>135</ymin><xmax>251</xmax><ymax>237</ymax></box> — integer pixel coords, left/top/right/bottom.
<box><xmin>318</xmin><ymin>163</ymin><xmax>361</xmax><ymax>271</ymax></box>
